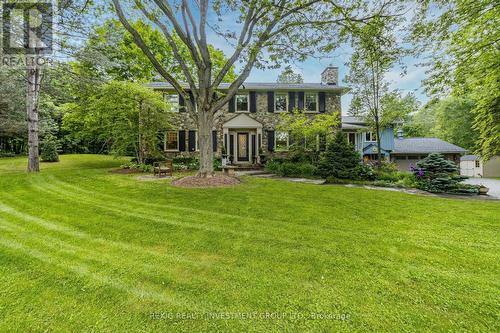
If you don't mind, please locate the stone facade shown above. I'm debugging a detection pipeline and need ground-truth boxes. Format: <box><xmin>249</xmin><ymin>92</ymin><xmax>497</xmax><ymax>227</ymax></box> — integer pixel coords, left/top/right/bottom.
<box><xmin>159</xmin><ymin>89</ymin><xmax>342</xmax><ymax>161</ymax></box>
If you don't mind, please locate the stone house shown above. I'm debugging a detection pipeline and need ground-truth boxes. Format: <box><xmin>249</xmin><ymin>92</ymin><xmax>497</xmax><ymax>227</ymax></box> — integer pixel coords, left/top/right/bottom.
<box><xmin>147</xmin><ymin>67</ymin><xmax>345</xmax><ymax>165</ymax></box>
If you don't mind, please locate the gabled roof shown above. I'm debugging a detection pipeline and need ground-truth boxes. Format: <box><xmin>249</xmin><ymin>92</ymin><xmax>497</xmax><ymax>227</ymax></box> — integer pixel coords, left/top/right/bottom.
<box><xmin>461</xmin><ymin>154</ymin><xmax>479</xmax><ymax>161</ymax></box>
<box><xmin>223</xmin><ymin>114</ymin><xmax>262</xmax><ymax>128</ymax></box>
<box><xmin>146</xmin><ymin>82</ymin><xmax>347</xmax><ymax>92</ymax></box>
<box><xmin>393</xmin><ymin>138</ymin><xmax>467</xmax><ymax>154</ymax></box>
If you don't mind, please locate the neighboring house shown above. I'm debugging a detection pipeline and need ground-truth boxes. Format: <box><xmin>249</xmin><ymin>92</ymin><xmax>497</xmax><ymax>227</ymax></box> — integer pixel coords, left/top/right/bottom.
<box><xmin>148</xmin><ymin>67</ymin><xmax>345</xmax><ymax>165</ymax></box>
<box><xmin>460</xmin><ymin>155</ymin><xmax>500</xmax><ymax>178</ymax></box>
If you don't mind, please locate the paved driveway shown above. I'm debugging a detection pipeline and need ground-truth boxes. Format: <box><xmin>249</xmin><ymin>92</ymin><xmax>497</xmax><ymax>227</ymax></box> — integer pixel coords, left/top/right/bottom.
<box><xmin>463</xmin><ymin>178</ymin><xmax>500</xmax><ymax>199</ymax></box>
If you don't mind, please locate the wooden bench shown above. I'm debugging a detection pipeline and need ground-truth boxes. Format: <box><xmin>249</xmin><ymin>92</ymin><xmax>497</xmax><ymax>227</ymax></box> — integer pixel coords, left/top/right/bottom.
<box><xmin>153</xmin><ymin>160</ymin><xmax>173</xmax><ymax>177</ymax></box>
<box><xmin>222</xmin><ymin>165</ymin><xmax>237</xmax><ymax>177</ymax></box>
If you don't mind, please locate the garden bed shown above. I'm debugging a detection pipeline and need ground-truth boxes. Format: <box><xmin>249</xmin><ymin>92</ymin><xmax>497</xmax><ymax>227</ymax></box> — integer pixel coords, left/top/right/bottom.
<box><xmin>172</xmin><ymin>174</ymin><xmax>240</xmax><ymax>188</ymax></box>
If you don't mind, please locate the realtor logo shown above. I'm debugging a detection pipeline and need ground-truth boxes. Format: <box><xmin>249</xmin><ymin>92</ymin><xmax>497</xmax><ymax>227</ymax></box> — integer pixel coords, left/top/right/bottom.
<box><xmin>1</xmin><ymin>0</ymin><xmax>54</xmax><ymax>55</ymax></box>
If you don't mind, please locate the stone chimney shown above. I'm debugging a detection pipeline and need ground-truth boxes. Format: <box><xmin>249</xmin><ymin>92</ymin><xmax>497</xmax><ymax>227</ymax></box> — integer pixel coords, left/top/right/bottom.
<box><xmin>321</xmin><ymin>66</ymin><xmax>338</xmax><ymax>85</ymax></box>
<box><xmin>396</xmin><ymin>128</ymin><xmax>404</xmax><ymax>139</ymax></box>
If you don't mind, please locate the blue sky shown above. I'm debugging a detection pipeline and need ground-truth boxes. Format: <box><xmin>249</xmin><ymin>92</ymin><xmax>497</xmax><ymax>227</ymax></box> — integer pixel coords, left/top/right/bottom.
<box><xmin>200</xmin><ymin>6</ymin><xmax>431</xmax><ymax>116</ymax></box>
<box><xmin>208</xmin><ymin>36</ymin><xmax>429</xmax><ymax>115</ymax></box>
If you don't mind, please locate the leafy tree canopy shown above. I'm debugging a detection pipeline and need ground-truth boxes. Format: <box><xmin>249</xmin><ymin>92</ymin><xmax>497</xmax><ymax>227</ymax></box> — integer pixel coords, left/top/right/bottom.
<box><xmin>277</xmin><ymin>65</ymin><xmax>304</xmax><ymax>84</ymax></box>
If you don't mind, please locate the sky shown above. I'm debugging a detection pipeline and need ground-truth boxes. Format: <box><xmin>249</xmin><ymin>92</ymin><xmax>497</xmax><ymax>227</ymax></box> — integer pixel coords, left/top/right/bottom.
<box><xmin>200</xmin><ymin>4</ymin><xmax>432</xmax><ymax>116</ymax></box>
<box><xmin>107</xmin><ymin>1</ymin><xmax>433</xmax><ymax>115</ymax></box>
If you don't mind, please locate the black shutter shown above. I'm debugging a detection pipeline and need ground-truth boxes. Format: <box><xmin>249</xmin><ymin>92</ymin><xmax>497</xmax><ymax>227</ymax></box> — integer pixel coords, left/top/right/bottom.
<box><xmin>188</xmin><ymin>91</ymin><xmax>195</xmax><ymax>111</ymax></box>
<box><xmin>178</xmin><ymin>130</ymin><xmax>186</xmax><ymax>151</ymax></box>
<box><xmin>251</xmin><ymin>135</ymin><xmax>256</xmax><ymax>162</ymax></box>
<box><xmin>267</xmin><ymin>130</ymin><xmax>275</xmax><ymax>152</ymax></box>
<box><xmin>179</xmin><ymin>94</ymin><xmax>185</xmax><ymax>112</ymax></box>
<box><xmin>158</xmin><ymin>131</ymin><xmax>165</xmax><ymax>151</ymax></box>
<box><xmin>297</xmin><ymin>92</ymin><xmax>304</xmax><ymax>110</ymax></box>
<box><xmin>228</xmin><ymin>96</ymin><xmax>235</xmax><ymax>113</ymax></box>
<box><xmin>288</xmin><ymin>92</ymin><xmax>296</xmax><ymax>112</ymax></box>
<box><xmin>267</xmin><ymin>92</ymin><xmax>274</xmax><ymax>112</ymax></box>
<box><xmin>318</xmin><ymin>92</ymin><xmax>326</xmax><ymax>113</ymax></box>
<box><xmin>188</xmin><ymin>130</ymin><xmax>196</xmax><ymax>152</ymax></box>
<box><xmin>229</xmin><ymin>134</ymin><xmax>234</xmax><ymax>156</ymax></box>
<box><xmin>212</xmin><ymin>130</ymin><xmax>217</xmax><ymax>152</ymax></box>
<box><xmin>249</xmin><ymin>91</ymin><xmax>257</xmax><ymax>113</ymax></box>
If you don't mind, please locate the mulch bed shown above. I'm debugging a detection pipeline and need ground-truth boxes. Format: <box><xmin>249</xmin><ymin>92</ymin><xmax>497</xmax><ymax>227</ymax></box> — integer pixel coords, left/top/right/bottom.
<box><xmin>172</xmin><ymin>175</ymin><xmax>240</xmax><ymax>188</ymax></box>
<box><xmin>110</xmin><ymin>168</ymin><xmax>142</xmax><ymax>174</ymax></box>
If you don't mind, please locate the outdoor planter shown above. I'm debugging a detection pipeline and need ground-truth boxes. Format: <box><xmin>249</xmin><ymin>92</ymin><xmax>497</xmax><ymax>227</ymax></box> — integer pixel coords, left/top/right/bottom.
<box><xmin>479</xmin><ymin>186</ymin><xmax>489</xmax><ymax>195</ymax></box>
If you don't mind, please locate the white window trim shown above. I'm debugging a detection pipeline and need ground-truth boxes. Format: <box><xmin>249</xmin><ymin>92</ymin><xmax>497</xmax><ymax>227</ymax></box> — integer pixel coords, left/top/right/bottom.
<box><xmin>164</xmin><ymin>93</ymin><xmax>180</xmax><ymax>112</ymax></box>
<box><xmin>235</xmin><ymin>93</ymin><xmax>250</xmax><ymax>113</ymax></box>
<box><xmin>275</xmin><ymin>131</ymin><xmax>290</xmax><ymax>151</ymax></box>
<box><xmin>165</xmin><ymin>131</ymin><xmax>179</xmax><ymax>152</ymax></box>
<box><xmin>346</xmin><ymin>132</ymin><xmax>357</xmax><ymax>146</ymax></box>
<box><xmin>365</xmin><ymin>132</ymin><xmax>377</xmax><ymax>142</ymax></box>
<box><xmin>274</xmin><ymin>92</ymin><xmax>288</xmax><ymax>112</ymax></box>
<box><xmin>304</xmin><ymin>92</ymin><xmax>319</xmax><ymax>113</ymax></box>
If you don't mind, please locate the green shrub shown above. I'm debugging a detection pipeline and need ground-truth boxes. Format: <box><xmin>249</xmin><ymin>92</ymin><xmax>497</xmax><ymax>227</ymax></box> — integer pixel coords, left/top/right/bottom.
<box><xmin>265</xmin><ymin>159</ymin><xmax>318</xmax><ymax>178</ymax></box>
<box><xmin>173</xmin><ymin>156</ymin><xmax>199</xmax><ymax>170</ymax></box>
<box><xmin>213</xmin><ymin>158</ymin><xmax>222</xmax><ymax>171</ymax></box>
<box><xmin>356</xmin><ymin>163</ymin><xmax>376</xmax><ymax>181</ymax></box>
<box><xmin>317</xmin><ymin>132</ymin><xmax>361</xmax><ymax>179</ymax></box>
<box><xmin>40</xmin><ymin>136</ymin><xmax>59</xmax><ymax>162</ymax></box>
<box><xmin>0</xmin><ymin>152</ymin><xmax>16</xmax><ymax>158</ymax></box>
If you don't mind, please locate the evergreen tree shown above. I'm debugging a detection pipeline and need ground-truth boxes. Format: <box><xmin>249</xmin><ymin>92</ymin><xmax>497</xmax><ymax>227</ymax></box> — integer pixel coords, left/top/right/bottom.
<box><xmin>413</xmin><ymin>153</ymin><xmax>477</xmax><ymax>194</ymax></box>
<box><xmin>318</xmin><ymin>132</ymin><xmax>361</xmax><ymax>179</ymax></box>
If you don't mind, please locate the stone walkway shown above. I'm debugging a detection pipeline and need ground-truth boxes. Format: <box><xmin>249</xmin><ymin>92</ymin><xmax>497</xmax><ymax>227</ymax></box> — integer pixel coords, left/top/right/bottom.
<box><xmin>236</xmin><ymin>170</ymin><xmax>499</xmax><ymax>200</ymax></box>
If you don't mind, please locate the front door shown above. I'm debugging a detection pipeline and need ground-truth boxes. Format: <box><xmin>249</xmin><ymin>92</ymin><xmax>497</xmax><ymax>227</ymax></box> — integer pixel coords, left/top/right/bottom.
<box><xmin>237</xmin><ymin>133</ymin><xmax>249</xmax><ymax>162</ymax></box>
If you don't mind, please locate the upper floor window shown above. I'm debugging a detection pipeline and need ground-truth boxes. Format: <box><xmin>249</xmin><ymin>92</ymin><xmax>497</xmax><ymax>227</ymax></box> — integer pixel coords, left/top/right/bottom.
<box><xmin>275</xmin><ymin>93</ymin><xmax>288</xmax><ymax>112</ymax></box>
<box><xmin>365</xmin><ymin>132</ymin><xmax>377</xmax><ymax>142</ymax></box>
<box><xmin>164</xmin><ymin>93</ymin><xmax>179</xmax><ymax>112</ymax></box>
<box><xmin>475</xmin><ymin>160</ymin><xmax>480</xmax><ymax>168</ymax></box>
<box><xmin>305</xmin><ymin>93</ymin><xmax>318</xmax><ymax>112</ymax></box>
<box><xmin>275</xmin><ymin>131</ymin><xmax>289</xmax><ymax>151</ymax></box>
<box><xmin>165</xmin><ymin>131</ymin><xmax>179</xmax><ymax>151</ymax></box>
<box><xmin>236</xmin><ymin>94</ymin><xmax>249</xmax><ymax>112</ymax></box>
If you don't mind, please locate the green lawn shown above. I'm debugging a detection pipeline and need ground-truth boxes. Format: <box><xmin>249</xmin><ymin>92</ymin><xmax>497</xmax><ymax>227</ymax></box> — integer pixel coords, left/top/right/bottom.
<box><xmin>0</xmin><ymin>155</ymin><xmax>498</xmax><ymax>332</ymax></box>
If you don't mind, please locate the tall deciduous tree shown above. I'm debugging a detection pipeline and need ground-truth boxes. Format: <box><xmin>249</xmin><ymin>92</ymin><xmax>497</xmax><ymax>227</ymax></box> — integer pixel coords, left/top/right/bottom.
<box><xmin>111</xmin><ymin>0</ymin><xmax>393</xmax><ymax>177</ymax></box>
<box><xmin>414</xmin><ymin>0</ymin><xmax>500</xmax><ymax>160</ymax></box>
<box><xmin>345</xmin><ymin>15</ymin><xmax>405</xmax><ymax>164</ymax></box>
<box><xmin>277</xmin><ymin>65</ymin><xmax>303</xmax><ymax>83</ymax></box>
<box><xmin>83</xmin><ymin>81</ymin><xmax>170</xmax><ymax>163</ymax></box>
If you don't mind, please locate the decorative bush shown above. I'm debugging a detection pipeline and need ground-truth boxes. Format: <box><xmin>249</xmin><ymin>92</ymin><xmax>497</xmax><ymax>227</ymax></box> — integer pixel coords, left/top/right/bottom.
<box><xmin>265</xmin><ymin>159</ymin><xmax>318</xmax><ymax>178</ymax></box>
<box><xmin>40</xmin><ymin>136</ymin><xmax>59</xmax><ymax>162</ymax></box>
<box><xmin>413</xmin><ymin>153</ymin><xmax>479</xmax><ymax>194</ymax></box>
<box><xmin>317</xmin><ymin>132</ymin><xmax>361</xmax><ymax>179</ymax></box>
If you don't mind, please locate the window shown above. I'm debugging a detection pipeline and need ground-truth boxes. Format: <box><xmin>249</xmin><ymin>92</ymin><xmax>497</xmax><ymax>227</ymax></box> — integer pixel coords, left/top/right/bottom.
<box><xmin>275</xmin><ymin>131</ymin><xmax>289</xmax><ymax>151</ymax></box>
<box><xmin>365</xmin><ymin>132</ymin><xmax>377</xmax><ymax>142</ymax></box>
<box><xmin>305</xmin><ymin>93</ymin><xmax>318</xmax><ymax>112</ymax></box>
<box><xmin>304</xmin><ymin>135</ymin><xmax>319</xmax><ymax>151</ymax></box>
<box><xmin>275</xmin><ymin>93</ymin><xmax>287</xmax><ymax>112</ymax></box>
<box><xmin>347</xmin><ymin>133</ymin><xmax>356</xmax><ymax>145</ymax></box>
<box><xmin>165</xmin><ymin>131</ymin><xmax>179</xmax><ymax>151</ymax></box>
<box><xmin>164</xmin><ymin>93</ymin><xmax>179</xmax><ymax>112</ymax></box>
<box><xmin>236</xmin><ymin>94</ymin><xmax>249</xmax><ymax>112</ymax></box>
<box><xmin>475</xmin><ymin>160</ymin><xmax>480</xmax><ymax>168</ymax></box>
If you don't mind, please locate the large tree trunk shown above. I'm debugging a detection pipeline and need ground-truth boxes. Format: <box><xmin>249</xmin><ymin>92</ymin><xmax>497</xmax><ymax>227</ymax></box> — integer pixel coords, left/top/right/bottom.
<box><xmin>197</xmin><ymin>110</ymin><xmax>214</xmax><ymax>177</ymax></box>
<box><xmin>26</xmin><ymin>57</ymin><xmax>42</xmax><ymax>173</ymax></box>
